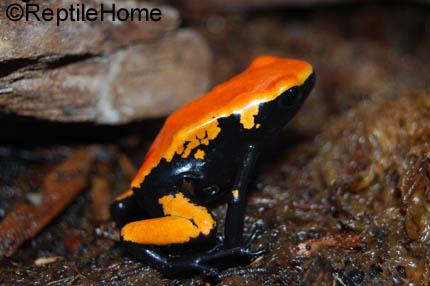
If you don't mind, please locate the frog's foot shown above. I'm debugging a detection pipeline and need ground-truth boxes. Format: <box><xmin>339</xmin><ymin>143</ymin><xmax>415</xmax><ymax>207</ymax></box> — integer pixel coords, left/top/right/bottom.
<box><xmin>207</xmin><ymin>223</ymin><xmax>266</xmax><ymax>253</ymax></box>
<box><xmin>188</xmin><ymin>225</ymin><xmax>270</xmax><ymax>273</ymax></box>
<box><xmin>193</xmin><ymin>225</ymin><xmax>269</xmax><ymax>277</ymax></box>
<box><xmin>244</xmin><ymin>224</ymin><xmax>266</xmax><ymax>248</ymax></box>
<box><xmin>123</xmin><ymin>225</ymin><xmax>269</xmax><ymax>277</ymax></box>
<box><xmin>123</xmin><ymin>242</ymin><xmax>221</xmax><ymax>277</ymax></box>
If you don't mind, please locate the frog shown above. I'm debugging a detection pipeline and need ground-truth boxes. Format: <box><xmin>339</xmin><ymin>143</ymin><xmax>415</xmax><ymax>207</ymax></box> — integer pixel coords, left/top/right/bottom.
<box><xmin>111</xmin><ymin>55</ymin><xmax>315</xmax><ymax>276</ymax></box>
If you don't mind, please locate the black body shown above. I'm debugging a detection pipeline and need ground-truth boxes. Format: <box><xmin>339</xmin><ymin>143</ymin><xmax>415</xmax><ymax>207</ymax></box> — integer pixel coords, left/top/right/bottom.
<box><xmin>111</xmin><ymin>72</ymin><xmax>315</xmax><ymax>277</ymax></box>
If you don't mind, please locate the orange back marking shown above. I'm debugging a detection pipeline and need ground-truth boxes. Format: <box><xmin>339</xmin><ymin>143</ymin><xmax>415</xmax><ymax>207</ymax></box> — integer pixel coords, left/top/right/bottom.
<box><xmin>130</xmin><ymin>55</ymin><xmax>313</xmax><ymax>189</ymax></box>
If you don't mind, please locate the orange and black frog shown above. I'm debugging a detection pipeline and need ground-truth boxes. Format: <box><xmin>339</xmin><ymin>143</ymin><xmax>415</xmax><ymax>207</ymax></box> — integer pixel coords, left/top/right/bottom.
<box><xmin>111</xmin><ymin>55</ymin><xmax>315</xmax><ymax>276</ymax></box>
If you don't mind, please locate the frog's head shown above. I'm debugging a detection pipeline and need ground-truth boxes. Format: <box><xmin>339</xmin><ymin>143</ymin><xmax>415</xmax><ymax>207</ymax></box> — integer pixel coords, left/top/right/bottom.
<box><xmin>272</xmin><ymin>68</ymin><xmax>315</xmax><ymax>118</ymax></box>
<box><xmin>247</xmin><ymin>55</ymin><xmax>315</xmax><ymax>132</ymax></box>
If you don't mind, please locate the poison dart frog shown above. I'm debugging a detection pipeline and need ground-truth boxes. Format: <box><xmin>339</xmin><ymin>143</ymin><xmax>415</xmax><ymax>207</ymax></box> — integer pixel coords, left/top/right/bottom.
<box><xmin>111</xmin><ymin>55</ymin><xmax>315</xmax><ymax>276</ymax></box>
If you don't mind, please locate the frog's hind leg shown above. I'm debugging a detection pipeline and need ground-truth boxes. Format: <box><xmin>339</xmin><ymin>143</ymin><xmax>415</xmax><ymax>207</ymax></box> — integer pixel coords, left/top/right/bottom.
<box><xmin>119</xmin><ymin>146</ymin><xmax>269</xmax><ymax>276</ymax></box>
<box><xmin>120</xmin><ymin>192</ymin><xmax>217</xmax><ymax>245</ymax></box>
<box><xmin>117</xmin><ymin>146</ymin><xmax>269</xmax><ymax>276</ymax></box>
<box><xmin>119</xmin><ymin>192</ymin><xmax>219</xmax><ymax>275</ymax></box>
<box><xmin>122</xmin><ymin>243</ymin><xmax>221</xmax><ymax>276</ymax></box>
<box><xmin>111</xmin><ymin>189</ymin><xmax>144</xmax><ymax>227</ymax></box>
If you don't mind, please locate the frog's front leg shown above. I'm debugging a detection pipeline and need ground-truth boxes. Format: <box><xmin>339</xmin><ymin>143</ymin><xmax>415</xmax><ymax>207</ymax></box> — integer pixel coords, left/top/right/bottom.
<box><xmin>224</xmin><ymin>145</ymin><xmax>259</xmax><ymax>248</ymax></box>
<box><xmin>207</xmin><ymin>144</ymin><xmax>270</xmax><ymax>265</ymax></box>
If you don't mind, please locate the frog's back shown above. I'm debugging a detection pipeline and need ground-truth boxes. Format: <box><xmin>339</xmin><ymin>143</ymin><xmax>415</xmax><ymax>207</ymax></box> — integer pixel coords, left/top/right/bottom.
<box><xmin>130</xmin><ymin>56</ymin><xmax>313</xmax><ymax>188</ymax></box>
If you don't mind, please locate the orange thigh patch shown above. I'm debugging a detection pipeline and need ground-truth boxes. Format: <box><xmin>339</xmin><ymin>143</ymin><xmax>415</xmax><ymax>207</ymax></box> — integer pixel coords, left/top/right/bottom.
<box><xmin>122</xmin><ymin>216</ymin><xmax>202</xmax><ymax>245</ymax></box>
<box><xmin>121</xmin><ymin>192</ymin><xmax>216</xmax><ymax>245</ymax></box>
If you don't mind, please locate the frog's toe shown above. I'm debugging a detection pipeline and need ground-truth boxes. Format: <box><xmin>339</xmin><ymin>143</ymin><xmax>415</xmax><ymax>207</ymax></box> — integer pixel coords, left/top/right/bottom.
<box><xmin>244</xmin><ymin>223</ymin><xmax>265</xmax><ymax>247</ymax></box>
<box><xmin>240</xmin><ymin>243</ymin><xmax>271</xmax><ymax>258</ymax></box>
<box><xmin>231</xmin><ymin>225</ymin><xmax>269</xmax><ymax>261</ymax></box>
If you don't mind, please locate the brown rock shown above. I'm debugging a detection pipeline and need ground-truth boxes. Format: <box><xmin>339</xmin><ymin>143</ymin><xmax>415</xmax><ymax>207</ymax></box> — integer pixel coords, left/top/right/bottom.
<box><xmin>0</xmin><ymin>0</ymin><xmax>211</xmax><ymax>123</ymax></box>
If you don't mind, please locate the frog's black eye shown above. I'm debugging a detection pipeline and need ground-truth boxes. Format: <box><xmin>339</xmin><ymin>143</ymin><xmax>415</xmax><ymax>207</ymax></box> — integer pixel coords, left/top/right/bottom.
<box><xmin>278</xmin><ymin>86</ymin><xmax>301</xmax><ymax>108</ymax></box>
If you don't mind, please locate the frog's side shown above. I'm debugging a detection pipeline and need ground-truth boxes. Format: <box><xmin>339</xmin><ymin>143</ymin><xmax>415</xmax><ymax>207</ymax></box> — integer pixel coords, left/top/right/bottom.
<box><xmin>111</xmin><ymin>55</ymin><xmax>315</xmax><ymax>276</ymax></box>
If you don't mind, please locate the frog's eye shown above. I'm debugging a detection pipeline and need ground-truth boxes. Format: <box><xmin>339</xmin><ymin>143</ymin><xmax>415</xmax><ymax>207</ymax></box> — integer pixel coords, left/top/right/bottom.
<box><xmin>278</xmin><ymin>86</ymin><xmax>301</xmax><ymax>108</ymax></box>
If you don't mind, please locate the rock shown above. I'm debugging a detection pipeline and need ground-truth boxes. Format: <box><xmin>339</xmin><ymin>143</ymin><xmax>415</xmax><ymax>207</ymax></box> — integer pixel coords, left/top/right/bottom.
<box><xmin>0</xmin><ymin>0</ymin><xmax>211</xmax><ymax>124</ymax></box>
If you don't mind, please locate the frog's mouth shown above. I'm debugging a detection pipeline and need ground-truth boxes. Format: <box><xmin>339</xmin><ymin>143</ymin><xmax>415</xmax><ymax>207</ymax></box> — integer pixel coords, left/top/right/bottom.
<box><xmin>302</xmin><ymin>71</ymin><xmax>316</xmax><ymax>100</ymax></box>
